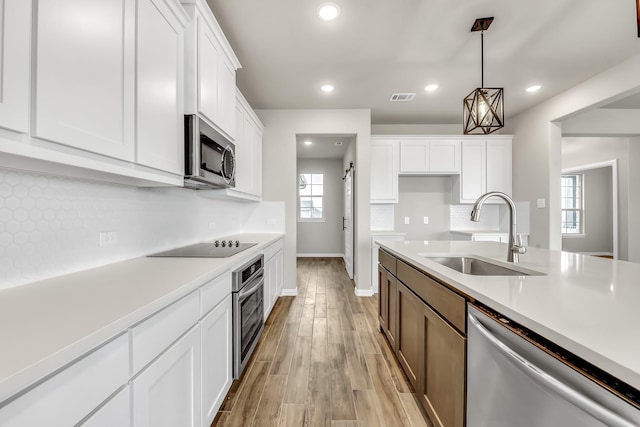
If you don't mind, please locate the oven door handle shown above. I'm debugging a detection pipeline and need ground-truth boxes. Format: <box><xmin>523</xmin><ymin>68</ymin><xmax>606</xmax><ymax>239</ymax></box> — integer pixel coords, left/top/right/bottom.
<box><xmin>468</xmin><ymin>313</ymin><xmax>637</xmax><ymax>427</ymax></box>
<box><xmin>238</xmin><ymin>273</ymin><xmax>264</xmax><ymax>300</ymax></box>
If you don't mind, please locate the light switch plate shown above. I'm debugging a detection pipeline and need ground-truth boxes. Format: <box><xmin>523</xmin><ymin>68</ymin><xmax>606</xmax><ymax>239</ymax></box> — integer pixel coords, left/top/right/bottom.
<box><xmin>536</xmin><ymin>198</ymin><xmax>546</xmax><ymax>209</ymax></box>
<box><xmin>423</xmin><ymin>216</ymin><xmax>429</xmax><ymax>224</ymax></box>
<box><xmin>404</xmin><ymin>217</ymin><xmax>410</xmax><ymax>224</ymax></box>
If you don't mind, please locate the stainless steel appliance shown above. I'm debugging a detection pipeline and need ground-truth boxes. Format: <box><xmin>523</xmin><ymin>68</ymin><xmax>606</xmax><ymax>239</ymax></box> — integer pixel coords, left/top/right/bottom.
<box><xmin>184</xmin><ymin>114</ymin><xmax>236</xmax><ymax>189</ymax></box>
<box><xmin>467</xmin><ymin>304</ymin><xmax>640</xmax><ymax>427</ymax></box>
<box><xmin>148</xmin><ymin>240</ymin><xmax>257</xmax><ymax>258</ymax></box>
<box><xmin>232</xmin><ymin>254</ymin><xmax>264</xmax><ymax>378</ymax></box>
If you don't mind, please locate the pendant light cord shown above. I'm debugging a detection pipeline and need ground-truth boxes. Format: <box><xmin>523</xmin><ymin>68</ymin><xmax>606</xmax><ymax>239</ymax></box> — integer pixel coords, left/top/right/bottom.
<box><xmin>481</xmin><ymin>31</ymin><xmax>484</xmax><ymax>88</ymax></box>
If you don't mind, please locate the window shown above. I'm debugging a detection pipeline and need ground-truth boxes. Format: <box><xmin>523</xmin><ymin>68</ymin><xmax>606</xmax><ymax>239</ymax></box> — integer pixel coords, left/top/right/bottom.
<box><xmin>561</xmin><ymin>174</ymin><xmax>583</xmax><ymax>235</ymax></box>
<box><xmin>298</xmin><ymin>173</ymin><xmax>323</xmax><ymax>220</ymax></box>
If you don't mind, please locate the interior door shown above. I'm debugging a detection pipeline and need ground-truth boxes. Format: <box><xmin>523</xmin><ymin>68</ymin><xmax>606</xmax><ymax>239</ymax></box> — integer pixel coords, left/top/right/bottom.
<box><xmin>343</xmin><ymin>167</ymin><xmax>354</xmax><ymax>279</ymax></box>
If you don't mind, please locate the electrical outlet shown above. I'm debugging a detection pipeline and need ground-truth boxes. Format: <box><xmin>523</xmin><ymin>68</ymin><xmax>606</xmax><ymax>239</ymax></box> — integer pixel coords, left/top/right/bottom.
<box><xmin>423</xmin><ymin>216</ymin><xmax>429</xmax><ymax>224</ymax></box>
<box><xmin>99</xmin><ymin>231</ymin><xmax>118</xmax><ymax>247</ymax></box>
<box><xmin>404</xmin><ymin>217</ymin><xmax>410</xmax><ymax>225</ymax></box>
<box><xmin>266</xmin><ymin>218</ymin><xmax>276</xmax><ymax>225</ymax></box>
<box><xmin>209</xmin><ymin>222</ymin><xmax>216</xmax><ymax>230</ymax></box>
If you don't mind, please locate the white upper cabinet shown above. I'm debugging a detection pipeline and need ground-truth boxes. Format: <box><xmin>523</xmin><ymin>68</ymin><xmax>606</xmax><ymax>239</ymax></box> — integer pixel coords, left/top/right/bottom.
<box><xmin>452</xmin><ymin>137</ymin><xmax>512</xmax><ymax>204</ymax></box>
<box><xmin>0</xmin><ymin>0</ymin><xmax>31</xmax><ymax>134</ymax></box>
<box><xmin>34</xmin><ymin>0</ymin><xmax>136</xmax><ymax>161</ymax></box>
<box><xmin>136</xmin><ymin>0</ymin><xmax>188</xmax><ymax>175</ymax></box>
<box><xmin>371</xmin><ymin>138</ymin><xmax>399</xmax><ymax>203</ymax></box>
<box><xmin>233</xmin><ymin>89</ymin><xmax>263</xmax><ymax>198</ymax></box>
<box><xmin>399</xmin><ymin>139</ymin><xmax>460</xmax><ymax>175</ymax></box>
<box><xmin>182</xmin><ymin>0</ymin><xmax>240</xmax><ymax>140</ymax></box>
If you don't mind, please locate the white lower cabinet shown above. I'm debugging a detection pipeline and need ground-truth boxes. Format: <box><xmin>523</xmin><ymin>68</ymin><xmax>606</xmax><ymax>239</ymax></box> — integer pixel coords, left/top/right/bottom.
<box><xmin>201</xmin><ymin>295</ymin><xmax>233</xmax><ymax>426</ymax></box>
<box><xmin>132</xmin><ymin>325</ymin><xmax>202</xmax><ymax>427</ymax></box>
<box><xmin>80</xmin><ymin>386</ymin><xmax>132</xmax><ymax>427</ymax></box>
<box><xmin>0</xmin><ymin>334</ymin><xmax>129</xmax><ymax>427</ymax></box>
<box><xmin>263</xmin><ymin>239</ymin><xmax>284</xmax><ymax>319</ymax></box>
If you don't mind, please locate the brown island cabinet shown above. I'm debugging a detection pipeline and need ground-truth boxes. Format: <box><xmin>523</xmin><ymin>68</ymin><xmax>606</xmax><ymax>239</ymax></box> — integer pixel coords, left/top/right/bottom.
<box><xmin>378</xmin><ymin>248</ymin><xmax>468</xmax><ymax>427</ymax></box>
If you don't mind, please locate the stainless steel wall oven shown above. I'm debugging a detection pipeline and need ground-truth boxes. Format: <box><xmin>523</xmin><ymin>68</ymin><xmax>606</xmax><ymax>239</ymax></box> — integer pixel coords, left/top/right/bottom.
<box><xmin>232</xmin><ymin>254</ymin><xmax>264</xmax><ymax>378</ymax></box>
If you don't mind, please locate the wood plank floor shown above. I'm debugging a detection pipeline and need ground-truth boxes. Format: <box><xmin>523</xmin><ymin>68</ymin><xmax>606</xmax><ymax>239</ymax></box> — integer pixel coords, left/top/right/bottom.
<box><xmin>213</xmin><ymin>257</ymin><xmax>433</xmax><ymax>427</ymax></box>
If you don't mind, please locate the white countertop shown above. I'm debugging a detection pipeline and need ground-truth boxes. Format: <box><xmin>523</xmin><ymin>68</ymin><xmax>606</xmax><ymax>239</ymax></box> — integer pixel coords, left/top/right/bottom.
<box><xmin>375</xmin><ymin>239</ymin><xmax>640</xmax><ymax>391</ymax></box>
<box><xmin>0</xmin><ymin>233</ymin><xmax>283</xmax><ymax>403</ymax></box>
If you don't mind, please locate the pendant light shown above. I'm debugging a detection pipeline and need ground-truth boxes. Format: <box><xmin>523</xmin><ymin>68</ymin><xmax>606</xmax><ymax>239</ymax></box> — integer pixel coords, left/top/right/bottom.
<box><xmin>463</xmin><ymin>17</ymin><xmax>504</xmax><ymax>135</ymax></box>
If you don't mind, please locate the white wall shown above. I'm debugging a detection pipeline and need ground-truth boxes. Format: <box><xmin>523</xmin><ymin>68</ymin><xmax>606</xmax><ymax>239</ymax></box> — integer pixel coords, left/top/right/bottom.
<box><xmin>561</xmin><ymin>167</ymin><xmax>614</xmax><ymax>255</ymax></box>
<box><xmin>628</xmin><ymin>137</ymin><xmax>640</xmax><ymax>262</ymax></box>
<box><xmin>371</xmin><ymin>124</ymin><xmax>461</xmax><ymax>135</ymax></box>
<box><xmin>562</xmin><ymin>137</ymin><xmax>631</xmax><ymax>260</ymax></box>
<box><xmin>506</xmin><ymin>53</ymin><xmax>640</xmax><ymax>250</ymax></box>
<box><xmin>393</xmin><ymin>177</ymin><xmax>452</xmax><ymax>239</ymax></box>
<box><xmin>256</xmin><ymin>109</ymin><xmax>372</xmax><ymax>295</ymax></box>
<box><xmin>562</xmin><ymin>109</ymin><xmax>640</xmax><ymax>136</ymax></box>
<box><xmin>296</xmin><ymin>158</ymin><xmax>344</xmax><ymax>256</ymax></box>
<box><xmin>0</xmin><ymin>168</ymin><xmax>259</xmax><ymax>289</ymax></box>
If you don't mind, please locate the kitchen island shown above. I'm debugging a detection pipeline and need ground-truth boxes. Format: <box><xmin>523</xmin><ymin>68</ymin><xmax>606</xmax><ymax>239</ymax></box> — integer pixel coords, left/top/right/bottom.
<box><xmin>376</xmin><ymin>240</ymin><xmax>640</xmax><ymax>391</ymax></box>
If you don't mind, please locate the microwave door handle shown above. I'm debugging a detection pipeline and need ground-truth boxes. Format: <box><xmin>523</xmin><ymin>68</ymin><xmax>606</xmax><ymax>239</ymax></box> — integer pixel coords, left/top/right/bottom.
<box><xmin>221</xmin><ymin>147</ymin><xmax>235</xmax><ymax>184</ymax></box>
<box><xmin>468</xmin><ymin>313</ymin><xmax>637</xmax><ymax>427</ymax></box>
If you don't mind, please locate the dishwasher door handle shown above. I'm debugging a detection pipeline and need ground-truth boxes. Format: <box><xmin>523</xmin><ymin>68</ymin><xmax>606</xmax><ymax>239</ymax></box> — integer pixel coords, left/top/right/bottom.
<box><xmin>468</xmin><ymin>313</ymin><xmax>637</xmax><ymax>427</ymax></box>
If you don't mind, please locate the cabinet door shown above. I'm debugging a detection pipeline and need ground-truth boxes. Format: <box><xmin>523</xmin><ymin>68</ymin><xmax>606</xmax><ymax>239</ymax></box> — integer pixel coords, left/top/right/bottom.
<box><xmin>378</xmin><ymin>265</ymin><xmax>397</xmax><ymax>350</ymax></box>
<box><xmin>486</xmin><ymin>139</ymin><xmax>512</xmax><ymax>196</ymax></box>
<box><xmin>242</xmin><ymin>113</ymin><xmax>256</xmax><ymax>193</ymax></box>
<box><xmin>419</xmin><ymin>304</ymin><xmax>465</xmax><ymax>427</ymax></box>
<box><xmin>263</xmin><ymin>256</ymin><xmax>275</xmax><ymax>319</ymax></box>
<box><xmin>275</xmin><ymin>250</ymin><xmax>283</xmax><ymax>296</ymax></box>
<box><xmin>133</xmin><ymin>325</ymin><xmax>201</xmax><ymax>427</ymax></box>
<box><xmin>429</xmin><ymin>140</ymin><xmax>460</xmax><ymax>173</ymax></box>
<box><xmin>34</xmin><ymin>0</ymin><xmax>135</xmax><ymax>160</ymax></box>
<box><xmin>370</xmin><ymin>139</ymin><xmax>399</xmax><ymax>203</ymax></box>
<box><xmin>399</xmin><ymin>140</ymin><xmax>429</xmax><ymax>173</ymax></box>
<box><xmin>251</xmin><ymin>124</ymin><xmax>263</xmax><ymax>197</ymax></box>
<box><xmin>136</xmin><ymin>0</ymin><xmax>184</xmax><ymax>174</ymax></box>
<box><xmin>233</xmin><ymin>102</ymin><xmax>249</xmax><ymax>193</ymax></box>
<box><xmin>80</xmin><ymin>386</ymin><xmax>131</xmax><ymax>427</ymax></box>
<box><xmin>460</xmin><ymin>140</ymin><xmax>486</xmax><ymax>202</ymax></box>
<box><xmin>396</xmin><ymin>282</ymin><xmax>421</xmax><ymax>391</ymax></box>
<box><xmin>197</xmin><ymin>17</ymin><xmax>220</xmax><ymax>125</ymax></box>
<box><xmin>0</xmin><ymin>0</ymin><xmax>31</xmax><ymax>133</ymax></box>
<box><xmin>218</xmin><ymin>56</ymin><xmax>236</xmax><ymax>139</ymax></box>
<box><xmin>201</xmin><ymin>296</ymin><xmax>232</xmax><ymax>427</ymax></box>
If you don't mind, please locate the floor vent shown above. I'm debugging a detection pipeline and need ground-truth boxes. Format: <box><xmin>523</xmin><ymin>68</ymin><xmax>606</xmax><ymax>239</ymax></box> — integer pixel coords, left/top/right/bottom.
<box><xmin>389</xmin><ymin>93</ymin><xmax>415</xmax><ymax>102</ymax></box>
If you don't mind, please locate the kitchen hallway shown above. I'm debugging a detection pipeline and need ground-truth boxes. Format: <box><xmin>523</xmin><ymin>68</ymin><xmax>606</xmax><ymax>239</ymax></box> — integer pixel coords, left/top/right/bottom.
<box><xmin>212</xmin><ymin>258</ymin><xmax>432</xmax><ymax>427</ymax></box>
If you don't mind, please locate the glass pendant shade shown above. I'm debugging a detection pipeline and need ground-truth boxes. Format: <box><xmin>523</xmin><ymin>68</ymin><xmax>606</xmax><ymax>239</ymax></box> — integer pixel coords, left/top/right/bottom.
<box><xmin>463</xmin><ymin>87</ymin><xmax>504</xmax><ymax>134</ymax></box>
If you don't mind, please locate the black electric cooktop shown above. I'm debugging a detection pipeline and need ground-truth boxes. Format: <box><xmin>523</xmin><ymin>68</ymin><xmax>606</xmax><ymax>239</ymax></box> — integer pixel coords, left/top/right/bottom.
<box><xmin>148</xmin><ymin>241</ymin><xmax>257</xmax><ymax>258</ymax></box>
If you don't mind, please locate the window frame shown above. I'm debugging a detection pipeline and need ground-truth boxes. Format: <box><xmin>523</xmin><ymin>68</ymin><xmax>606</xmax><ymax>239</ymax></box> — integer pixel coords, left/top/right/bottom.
<box><xmin>298</xmin><ymin>172</ymin><xmax>325</xmax><ymax>223</ymax></box>
<box><xmin>561</xmin><ymin>173</ymin><xmax>585</xmax><ymax>237</ymax></box>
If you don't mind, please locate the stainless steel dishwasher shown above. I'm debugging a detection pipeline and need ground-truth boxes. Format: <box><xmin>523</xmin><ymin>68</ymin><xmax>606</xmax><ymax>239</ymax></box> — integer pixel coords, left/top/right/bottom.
<box><xmin>467</xmin><ymin>304</ymin><xmax>640</xmax><ymax>427</ymax></box>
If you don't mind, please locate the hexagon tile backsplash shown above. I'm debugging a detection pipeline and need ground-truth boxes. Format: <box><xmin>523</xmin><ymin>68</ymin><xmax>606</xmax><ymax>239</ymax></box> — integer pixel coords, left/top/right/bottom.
<box><xmin>0</xmin><ymin>168</ymin><xmax>245</xmax><ymax>289</ymax></box>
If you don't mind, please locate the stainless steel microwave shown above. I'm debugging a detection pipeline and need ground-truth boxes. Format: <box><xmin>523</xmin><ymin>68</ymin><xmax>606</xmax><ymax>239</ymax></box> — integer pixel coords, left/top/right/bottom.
<box><xmin>184</xmin><ymin>115</ymin><xmax>236</xmax><ymax>189</ymax></box>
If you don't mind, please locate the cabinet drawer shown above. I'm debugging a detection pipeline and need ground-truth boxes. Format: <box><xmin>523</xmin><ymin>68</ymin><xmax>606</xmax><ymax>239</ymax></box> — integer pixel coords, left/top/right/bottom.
<box><xmin>130</xmin><ymin>290</ymin><xmax>199</xmax><ymax>374</ymax></box>
<box><xmin>0</xmin><ymin>334</ymin><xmax>129</xmax><ymax>426</ymax></box>
<box><xmin>397</xmin><ymin>260</ymin><xmax>466</xmax><ymax>333</ymax></box>
<box><xmin>378</xmin><ymin>249</ymin><xmax>397</xmax><ymax>276</ymax></box>
<box><xmin>200</xmin><ymin>272</ymin><xmax>232</xmax><ymax>317</ymax></box>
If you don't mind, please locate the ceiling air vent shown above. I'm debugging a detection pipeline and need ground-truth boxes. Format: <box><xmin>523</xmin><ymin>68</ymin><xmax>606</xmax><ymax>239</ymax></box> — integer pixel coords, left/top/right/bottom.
<box><xmin>390</xmin><ymin>93</ymin><xmax>415</xmax><ymax>102</ymax></box>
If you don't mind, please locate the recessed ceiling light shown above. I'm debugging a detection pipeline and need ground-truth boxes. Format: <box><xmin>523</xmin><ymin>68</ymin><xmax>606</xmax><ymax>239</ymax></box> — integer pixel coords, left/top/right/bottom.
<box><xmin>424</xmin><ymin>84</ymin><xmax>439</xmax><ymax>92</ymax></box>
<box><xmin>318</xmin><ymin>3</ymin><xmax>340</xmax><ymax>21</ymax></box>
<box><xmin>321</xmin><ymin>84</ymin><xmax>334</xmax><ymax>93</ymax></box>
<box><xmin>304</xmin><ymin>140</ymin><xmax>312</xmax><ymax>146</ymax></box>
<box><xmin>526</xmin><ymin>85</ymin><xmax>542</xmax><ymax>93</ymax></box>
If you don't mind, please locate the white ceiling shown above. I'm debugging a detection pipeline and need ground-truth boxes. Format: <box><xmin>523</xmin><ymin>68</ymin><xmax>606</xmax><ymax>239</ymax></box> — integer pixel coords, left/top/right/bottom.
<box><xmin>208</xmin><ymin>0</ymin><xmax>640</xmax><ymax>126</ymax></box>
<box><xmin>296</xmin><ymin>134</ymin><xmax>353</xmax><ymax>159</ymax></box>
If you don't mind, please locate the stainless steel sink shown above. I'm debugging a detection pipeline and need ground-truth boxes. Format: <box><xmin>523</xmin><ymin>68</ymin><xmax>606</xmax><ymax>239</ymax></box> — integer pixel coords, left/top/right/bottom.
<box><xmin>423</xmin><ymin>256</ymin><xmax>545</xmax><ymax>276</ymax></box>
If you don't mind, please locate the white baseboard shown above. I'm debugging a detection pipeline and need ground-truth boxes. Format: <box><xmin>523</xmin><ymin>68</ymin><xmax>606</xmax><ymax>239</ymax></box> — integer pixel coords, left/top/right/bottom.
<box><xmin>280</xmin><ymin>289</ymin><xmax>298</xmax><ymax>296</ymax></box>
<box><xmin>297</xmin><ymin>253</ymin><xmax>344</xmax><ymax>258</ymax></box>
<box><xmin>354</xmin><ymin>288</ymin><xmax>374</xmax><ymax>297</ymax></box>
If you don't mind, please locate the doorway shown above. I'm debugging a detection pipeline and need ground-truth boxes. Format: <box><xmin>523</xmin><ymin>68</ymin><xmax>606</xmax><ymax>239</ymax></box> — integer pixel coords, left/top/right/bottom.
<box><xmin>295</xmin><ymin>134</ymin><xmax>356</xmax><ymax>278</ymax></box>
<box><xmin>560</xmin><ymin>158</ymin><xmax>618</xmax><ymax>259</ymax></box>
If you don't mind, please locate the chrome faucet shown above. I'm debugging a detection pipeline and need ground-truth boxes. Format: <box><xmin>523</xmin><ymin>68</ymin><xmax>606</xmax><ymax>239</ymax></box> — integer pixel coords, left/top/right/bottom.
<box><xmin>470</xmin><ymin>192</ymin><xmax>526</xmax><ymax>263</ymax></box>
